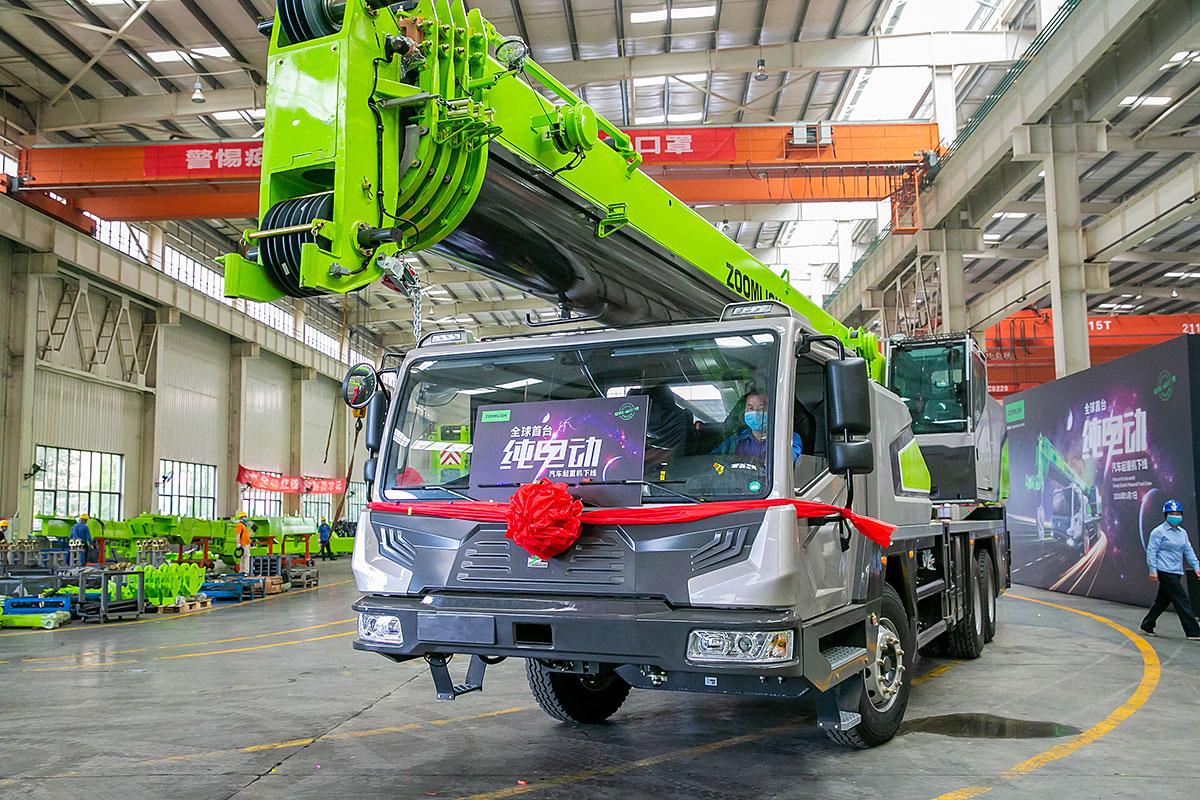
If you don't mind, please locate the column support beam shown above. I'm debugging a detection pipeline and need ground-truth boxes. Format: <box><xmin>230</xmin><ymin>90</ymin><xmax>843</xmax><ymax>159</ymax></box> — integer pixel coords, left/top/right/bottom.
<box><xmin>1013</xmin><ymin>123</ymin><xmax>1107</xmax><ymax>377</ymax></box>
<box><xmin>1</xmin><ymin>252</ymin><xmax>54</xmax><ymax>536</ymax></box>
<box><xmin>227</xmin><ymin>341</ymin><xmax>259</xmax><ymax>516</ymax></box>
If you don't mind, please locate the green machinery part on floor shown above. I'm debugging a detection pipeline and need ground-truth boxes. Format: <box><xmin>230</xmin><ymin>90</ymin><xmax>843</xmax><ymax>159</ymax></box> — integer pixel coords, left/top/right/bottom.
<box><xmin>219</xmin><ymin>0</ymin><xmax>886</xmax><ymax>382</ymax></box>
<box><xmin>33</xmin><ymin>514</ymin><xmax>350</xmax><ymax>564</ymax></box>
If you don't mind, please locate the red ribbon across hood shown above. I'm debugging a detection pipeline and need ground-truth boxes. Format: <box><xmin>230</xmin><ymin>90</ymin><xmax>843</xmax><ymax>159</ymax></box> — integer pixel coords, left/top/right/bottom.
<box><xmin>368</xmin><ymin>481</ymin><xmax>895</xmax><ymax>558</ymax></box>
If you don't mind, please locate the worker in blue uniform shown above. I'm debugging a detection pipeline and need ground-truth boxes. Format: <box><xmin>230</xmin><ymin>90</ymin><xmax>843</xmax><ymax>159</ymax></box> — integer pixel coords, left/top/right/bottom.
<box><xmin>714</xmin><ymin>391</ymin><xmax>802</xmax><ymax>462</ymax></box>
<box><xmin>70</xmin><ymin>513</ymin><xmax>95</xmax><ymax>564</ymax></box>
<box><xmin>317</xmin><ymin>516</ymin><xmax>335</xmax><ymax>561</ymax></box>
<box><xmin>1141</xmin><ymin>499</ymin><xmax>1200</xmax><ymax>639</ymax></box>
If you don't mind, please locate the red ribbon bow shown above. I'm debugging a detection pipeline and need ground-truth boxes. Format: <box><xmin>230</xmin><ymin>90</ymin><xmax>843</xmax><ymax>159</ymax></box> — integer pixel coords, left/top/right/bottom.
<box><xmin>505</xmin><ymin>479</ymin><xmax>584</xmax><ymax>559</ymax></box>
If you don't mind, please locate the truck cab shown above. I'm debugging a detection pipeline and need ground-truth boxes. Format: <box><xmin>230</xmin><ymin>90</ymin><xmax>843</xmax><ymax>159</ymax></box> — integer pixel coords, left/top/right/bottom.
<box><xmin>347</xmin><ymin>304</ymin><xmax>1007</xmax><ymax>748</ymax></box>
<box><xmin>885</xmin><ymin>334</ymin><xmax>1006</xmax><ymax>503</ymax></box>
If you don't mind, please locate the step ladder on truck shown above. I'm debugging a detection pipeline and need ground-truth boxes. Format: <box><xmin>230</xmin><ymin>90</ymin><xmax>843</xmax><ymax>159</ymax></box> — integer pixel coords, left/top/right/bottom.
<box><xmin>222</xmin><ymin>0</ymin><xmax>1009</xmax><ymax>748</ymax></box>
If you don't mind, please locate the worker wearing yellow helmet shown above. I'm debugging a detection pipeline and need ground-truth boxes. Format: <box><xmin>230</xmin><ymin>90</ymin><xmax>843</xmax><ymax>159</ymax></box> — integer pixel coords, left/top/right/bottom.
<box><xmin>0</xmin><ymin>518</ymin><xmax>9</xmax><ymax>547</ymax></box>
<box><xmin>234</xmin><ymin>511</ymin><xmax>252</xmax><ymax>574</ymax></box>
<box><xmin>71</xmin><ymin>513</ymin><xmax>95</xmax><ymax>563</ymax></box>
<box><xmin>318</xmin><ymin>515</ymin><xmax>335</xmax><ymax>562</ymax></box>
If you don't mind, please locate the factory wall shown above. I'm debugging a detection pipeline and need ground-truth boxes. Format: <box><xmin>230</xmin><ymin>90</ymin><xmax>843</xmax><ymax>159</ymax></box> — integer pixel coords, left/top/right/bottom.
<box><xmin>0</xmin><ymin>242</ymin><xmax>366</xmax><ymax>536</ymax></box>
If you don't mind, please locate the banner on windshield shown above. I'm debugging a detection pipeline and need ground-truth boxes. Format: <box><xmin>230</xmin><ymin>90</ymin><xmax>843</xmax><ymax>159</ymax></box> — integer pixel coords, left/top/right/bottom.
<box><xmin>470</xmin><ymin>396</ymin><xmax>649</xmax><ymax>506</ymax></box>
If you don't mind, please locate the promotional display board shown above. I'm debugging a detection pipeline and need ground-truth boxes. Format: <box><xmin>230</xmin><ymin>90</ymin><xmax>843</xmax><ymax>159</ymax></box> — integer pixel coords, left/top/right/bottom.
<box><xmin>1005</xmin><ymin>336</ymin><xmax>1200</xmax><ymax>606</ymax></box>
<box><xmin>470</xmin><ymin>396</ymin><xmax>649</xmax><ymax>506</ymax></box>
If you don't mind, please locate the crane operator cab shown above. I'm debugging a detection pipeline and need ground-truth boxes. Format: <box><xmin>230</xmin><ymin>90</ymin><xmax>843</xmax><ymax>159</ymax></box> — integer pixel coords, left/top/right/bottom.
<box><xmin>885</xmin><ymin>334</ymin><xmax>1005</xmax><ymax>504</ymax></box>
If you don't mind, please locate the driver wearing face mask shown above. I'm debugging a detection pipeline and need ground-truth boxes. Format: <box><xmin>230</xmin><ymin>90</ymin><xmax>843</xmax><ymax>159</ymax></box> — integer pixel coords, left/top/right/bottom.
<box><xmin>713</xmin><ymin>391</ymin><xmax>802</xmax><ymax>463</ymax></box>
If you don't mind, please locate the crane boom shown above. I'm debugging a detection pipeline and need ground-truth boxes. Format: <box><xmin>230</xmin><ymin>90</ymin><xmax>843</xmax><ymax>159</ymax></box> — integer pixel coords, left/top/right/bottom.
<box><xmin>219</xmin><ymin>0</ymin><xmax>884</xmax><ymax>379</ymax></box>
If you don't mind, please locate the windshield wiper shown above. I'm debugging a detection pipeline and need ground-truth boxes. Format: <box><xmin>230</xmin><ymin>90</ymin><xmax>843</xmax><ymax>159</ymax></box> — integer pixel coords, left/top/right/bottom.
<box><xmin>406</xmin><ymin>484</ymin><xmax>476</xmax><ymax>501</ymax></box>
<box><xmin>477</xmin><ymin>479</ymin><xmax>702</xmax><ymax>504</ymax></box>
<box><xmin>578</xmin><ymin>479</ymin><xmax>703</xmax><ymax>504</ymax></box>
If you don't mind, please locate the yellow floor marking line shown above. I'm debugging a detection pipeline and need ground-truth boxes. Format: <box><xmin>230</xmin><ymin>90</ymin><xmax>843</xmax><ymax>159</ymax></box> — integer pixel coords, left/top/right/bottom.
<box><xmin>453</xmin><ymin>654</ymin><xmax>959</xmax><ymax>800</ymax></box>
<box><xmin>457</xmin><ymin>723</ymin><xmax>803</xmax><ymax>800</ymax></box>
<box><xmin>25</xmin><ymin>658</ymin><xmax>140</xmax><ymax>673</ymax></box>
<box><xmin>0</xmin><ymin>579</ymin><xmax>354</xmax><ymax>638</ymax></box>
<box><xmin>0</xmin><ymin>706</ymin><xmax>528</xmax><ymax>788</ymax></box>
<box><xmin>155</xmin><ymin>617</ymin><xmax>355</xmax><ymax>649</ymax></box>
<box><xmin>17</xmin><ymin>627</ymin><xmax>356</xmax><ymax>672</ymax></box>
<box><xmin>156</xmin><ymin>629</ymin><xmax>355</xmax><ymax>660</ymax></box>
<box><xmin>929</xmin><ymin>592</ymin><xmax>1161</xmax><ymax>800</ymax></box>
<box><xmin>913</xmin><ymin>660</ymin><xmax>961</xmax><ymax>686</ymax></box>
<box><xmin>21</xmin><ymin>648</ymin><xmax>148</xmax><ymax>664</ymax></box>
<box><xmin>140</xmin><ymin>706</ymin><xmax>527</xmax><ymax>765</ymax></box>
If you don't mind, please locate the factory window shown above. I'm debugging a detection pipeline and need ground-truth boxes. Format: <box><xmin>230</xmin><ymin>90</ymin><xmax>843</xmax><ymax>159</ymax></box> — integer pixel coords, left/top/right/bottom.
<box><xmin>304</xmin><ymin>324</ymin><xmax>342</xmax><ymax>360</ymax></box>
<box><xmin>32</xmin><ymin>446</ymin><xmax>124</xmax><ymax>529</ymax></box>
<box><xmin>87</xmin><ymin>214</ymin><xmax>149</xmax><ymax>262</ymax></box>
<box><xmin>163</xmin><ymin>245</ymin><xmax>230</xmax><ymax>305</ymax></box>
<box><xmin>343</xmin><ymin>481</ymin><xmax>368</xmax><ymax>521</ymax></box>
<box><xmin>240</xmin><ymin>299</ymin><xmax>295</xmax><ymax>336</ymax></box>
<box><xmin>241</xmin><ymin>470</ymin><xmax>283</xmax><ymax>517</ymax></box>
<box><xmin>157</xmin><ymin>459</ymin><xmax>218</xmax><ymax>519</ymax></box>
<box><xmin>301</xmin><ymin>494</ymin><xmax>333</xmax><ymax>521</ymax></box>
<box><xmin>1</xmin><ymin>152</ymin><xmax>16</xmax><ymax>177</ymax></box>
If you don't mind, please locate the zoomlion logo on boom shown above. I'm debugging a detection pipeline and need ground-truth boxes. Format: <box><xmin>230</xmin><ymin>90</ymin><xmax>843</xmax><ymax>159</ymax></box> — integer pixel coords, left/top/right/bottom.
<box><xmin>726</xmin><ymin>263</ymin><xmax>778</xmax><ymax>302</ymax></box>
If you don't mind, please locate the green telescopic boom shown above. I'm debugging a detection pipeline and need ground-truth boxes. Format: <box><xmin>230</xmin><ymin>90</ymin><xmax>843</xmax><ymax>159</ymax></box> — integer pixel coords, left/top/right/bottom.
<box><xmin>220</xmin><ymin>0</ymin><xmax>884</xmax><ymax>380</ymax></box>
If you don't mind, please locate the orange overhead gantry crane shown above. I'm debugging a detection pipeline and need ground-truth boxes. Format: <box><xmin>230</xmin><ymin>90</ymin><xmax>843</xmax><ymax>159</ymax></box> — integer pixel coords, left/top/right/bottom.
<box><xmin>11</xmin><ymin>122</ymin><xmax>938</xmax><ymax>223</ymax></box>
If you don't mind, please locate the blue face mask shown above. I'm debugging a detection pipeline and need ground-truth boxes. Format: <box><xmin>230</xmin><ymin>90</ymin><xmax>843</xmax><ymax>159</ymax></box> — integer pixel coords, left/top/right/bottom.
<box><xmin>744</xmin><ymin>410</ymin><xmax>766</xmax><ymax>433</ymax></box>
<box><xmin>1167</xmin><ymin>514</ymin><xmax>1184</xmax><ymax>527</ymax></box>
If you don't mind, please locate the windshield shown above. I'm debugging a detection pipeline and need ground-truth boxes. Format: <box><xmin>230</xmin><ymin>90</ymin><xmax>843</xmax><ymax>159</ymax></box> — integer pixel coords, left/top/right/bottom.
<box><xmin>888</xmin><ymin>343</ymin><xmax>968</xmax><ymax>435</ymax></box>
<box><xmin>381</xmin><ymin>332</ymin><xmax>781</xmax><ymax>503</ymax></box>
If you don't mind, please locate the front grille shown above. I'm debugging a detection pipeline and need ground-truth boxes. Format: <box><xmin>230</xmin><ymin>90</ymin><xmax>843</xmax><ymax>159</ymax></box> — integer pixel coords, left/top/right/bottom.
<box><xmin>454</xmin><ymin>530</ymin><xmax>627</xmax><ymax>587</ymax></box>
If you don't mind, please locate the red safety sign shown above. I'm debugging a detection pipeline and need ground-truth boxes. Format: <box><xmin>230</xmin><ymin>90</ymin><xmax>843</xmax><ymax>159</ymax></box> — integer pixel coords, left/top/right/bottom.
<box><xmin>437</xmin><ymin>449</ymin><xmax>464</xmax><ymax>467</ymax></box>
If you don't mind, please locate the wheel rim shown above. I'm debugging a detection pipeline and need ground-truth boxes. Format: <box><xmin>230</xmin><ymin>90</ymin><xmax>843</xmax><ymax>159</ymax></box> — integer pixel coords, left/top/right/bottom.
<box><xmin>866</xmin><ymin>616</ymin><xmax>905</xmax><ymax>712</ymax></box>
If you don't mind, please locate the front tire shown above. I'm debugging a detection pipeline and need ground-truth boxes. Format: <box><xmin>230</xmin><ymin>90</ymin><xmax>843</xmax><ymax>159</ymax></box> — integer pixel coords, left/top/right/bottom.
<box><xmin>526</xmin><ymin>660</ymin><xmax>631</xmax><ymax>723</ymax></box>
<box><xmin>824</xmin><ymin>584</ymin><xmax>913</xmax><ymax>748</ymax></box>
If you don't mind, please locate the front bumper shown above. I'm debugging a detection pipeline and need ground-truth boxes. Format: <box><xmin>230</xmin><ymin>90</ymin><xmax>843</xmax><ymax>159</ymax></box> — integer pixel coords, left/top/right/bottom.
<box><xmin>353</xmin><ymin>591</ymin><xmax>871</xmax><ymax>694</ymax></box>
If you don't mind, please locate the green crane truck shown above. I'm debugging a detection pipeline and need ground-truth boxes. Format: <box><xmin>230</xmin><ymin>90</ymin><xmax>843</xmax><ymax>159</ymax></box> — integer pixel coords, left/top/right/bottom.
<box><xmin>223</xmin><ymin>0</ymin><xmax>1009</xmax><ymax>748</ymax></box>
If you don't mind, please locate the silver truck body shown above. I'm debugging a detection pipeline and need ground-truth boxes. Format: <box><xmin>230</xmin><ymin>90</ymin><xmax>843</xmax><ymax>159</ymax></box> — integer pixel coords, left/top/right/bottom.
<box><xmin>351</xmin><ymin>309</ymin><xmax>1008</xmax><ymax>744</ymax></box>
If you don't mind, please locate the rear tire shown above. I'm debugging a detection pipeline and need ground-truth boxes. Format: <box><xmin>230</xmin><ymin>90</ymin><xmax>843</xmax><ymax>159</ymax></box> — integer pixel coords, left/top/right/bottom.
<box><xmin>948</xmin><ymin>554</ymin><xmax>986</xmax><ymax>659</ymax></box>
<box><xmin>978</xmin><ymin>550</ymin><xmax>997</xmax><ymax>643</ymax></box>
<box><xmin>526</xmin><ymin>660</ymin><xmax>631</xmax><ymax>723</ymax></box>
<box><xmin>824</xmin><ymin>584</ymin><xmax>913</xmax><ymax>749</ymax></box>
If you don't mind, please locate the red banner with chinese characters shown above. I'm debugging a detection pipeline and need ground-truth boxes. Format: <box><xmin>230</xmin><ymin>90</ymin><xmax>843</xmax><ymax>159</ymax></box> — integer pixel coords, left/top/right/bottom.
<box><xmin>144</xmin><ymin>141</ymin><xmax>264</xmax><ymax>178</ymax></box>
<box><xmin>237</xmin><ymin>466</ymin><xmax>347</xmax><ymax>495</ymax></box>
<box><xmin>621</xmin><ymin>127</ymin><xmax>737</xmax><ymax>162</ymax></box>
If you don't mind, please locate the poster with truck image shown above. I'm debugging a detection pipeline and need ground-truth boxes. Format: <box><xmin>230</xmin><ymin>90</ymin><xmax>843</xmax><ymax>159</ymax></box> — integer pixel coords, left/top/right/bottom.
<box><xmin>1004</xmin><ymin>336</ymin><xmax>1200</xmax><ymax>607</ymax></box>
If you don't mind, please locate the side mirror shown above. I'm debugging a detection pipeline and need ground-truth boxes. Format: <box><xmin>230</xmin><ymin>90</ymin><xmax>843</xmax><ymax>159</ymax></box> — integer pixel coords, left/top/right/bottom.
<box><xmin>829</xmin><ymin>439</ymin><xmax>874</xmax><ymax>475</ymax></box>
<box><xmin>341</xmin><ymin>363</ymin><xmax>380</xmax><ymax>410</ymax></box>
<box><xmin>363</xmin><ymin>457</ymin><xmax>378</xmax><ymax>485</ymax></box>
<box><xmin>825</xmin><ymin>357</ymin><xmax>871</xmax><ymax>436</ymax></box>
<box><xmin>364</xmin><ymin>391</ymin><xmax>388</xmax><ymax>454</ymax></box>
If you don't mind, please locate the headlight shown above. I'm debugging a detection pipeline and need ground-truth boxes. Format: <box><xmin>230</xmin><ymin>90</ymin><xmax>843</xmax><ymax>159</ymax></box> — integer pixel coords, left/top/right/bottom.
<box><xmin>686</xmin><ymin>629</ymin><xmax>794</xmax><ymax>664</ymax></box>
<box><xmin>358</xmin><ymin>613</ymin><xmax>404</xmax><ymax>644</ymax></box>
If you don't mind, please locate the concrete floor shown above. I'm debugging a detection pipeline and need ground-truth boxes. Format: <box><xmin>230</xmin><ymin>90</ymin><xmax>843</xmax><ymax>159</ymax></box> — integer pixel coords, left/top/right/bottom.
<box><xmin>1</xmin><ymin>563</ymin><xmax>1195</xmax><ymax>800</ymax></box>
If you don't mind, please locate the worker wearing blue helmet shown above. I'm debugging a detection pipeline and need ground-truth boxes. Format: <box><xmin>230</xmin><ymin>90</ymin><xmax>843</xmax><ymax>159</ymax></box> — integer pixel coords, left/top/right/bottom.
<box><xmin>1141</xmin><ymin>499</ymin><xmax>1200</xmax><ymax>640</ymax></box>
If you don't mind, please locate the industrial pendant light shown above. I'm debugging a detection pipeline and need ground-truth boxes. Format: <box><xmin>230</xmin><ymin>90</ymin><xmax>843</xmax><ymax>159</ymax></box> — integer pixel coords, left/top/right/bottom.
<box><xmin>754</xmin><ymin>58</ymin><xmax>769</xmax><ymax>82</ymax></box>
<box><xmin>191</xmin><ymin>77</ymin><xmax>206</xmax><ymax>104</ymax></box>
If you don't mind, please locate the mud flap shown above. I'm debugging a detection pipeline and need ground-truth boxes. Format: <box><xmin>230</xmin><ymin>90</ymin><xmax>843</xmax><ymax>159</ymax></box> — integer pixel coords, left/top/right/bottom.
<box><xmin>426</xmin><ymin>654</ymin><xmax>489</xmax><ymax>700</ymax></box>
<box><xmin>813</xmin><ymin>673</ymin><xmax>864</xmax><ymax>732</ymax></box>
